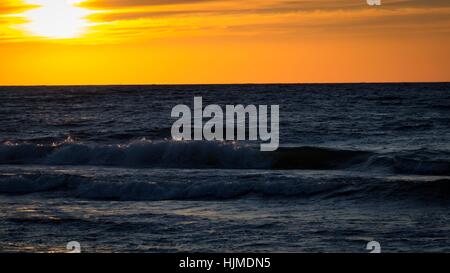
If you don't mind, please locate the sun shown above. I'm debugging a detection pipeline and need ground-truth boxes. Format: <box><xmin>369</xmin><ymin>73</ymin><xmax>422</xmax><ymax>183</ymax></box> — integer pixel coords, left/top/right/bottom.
<box><xmin>24</xmin><ymin>0</ymin><xmax>90</xmax><ymax>39</ymax></box>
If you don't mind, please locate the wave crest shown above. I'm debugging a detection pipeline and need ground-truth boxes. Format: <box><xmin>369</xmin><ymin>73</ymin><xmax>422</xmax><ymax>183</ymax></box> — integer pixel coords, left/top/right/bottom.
<box><xmin>0</xmin><ymin>141</ymin><xmax>449</xmax><ymax>175</ymax></box>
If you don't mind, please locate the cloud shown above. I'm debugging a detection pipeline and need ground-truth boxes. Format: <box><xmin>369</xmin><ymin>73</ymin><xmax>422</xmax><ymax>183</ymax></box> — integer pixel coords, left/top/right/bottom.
<box><xmin>81</xmin><ymin>0</ymin><xmax>450</xmax><ymax>12</ymax></box>
<box><xmin>88</xmin><ymin>9</ymin><xmax>209</xmax><ymax>21</ymax></box>
<box><xmin>2</xmin><ymin>0</ymin><xmax>450</xmax><ymax>43</ymax></box>
<box><xmin>80</xmin><ymin>0</ymin><xmax>218</xmax><ymax>9</ymax></box>
<box><xmin>85</xmin><ymin>0</ymin><xmax>450</xmax><ymax>23</ymax></box>
<box><xmin>84</xmin><ymin>5</ymin><xmax>450</xmax><ymax>44</ymax></box>
<box><xmin>85</xmin><ymin>0</ymin><xmax>370</xmax><ymax>23</ymax></box>
<box><xmin>385</xmin><ymin>0</ymin><xmax>450</xmax><ymax>8</ymax></box>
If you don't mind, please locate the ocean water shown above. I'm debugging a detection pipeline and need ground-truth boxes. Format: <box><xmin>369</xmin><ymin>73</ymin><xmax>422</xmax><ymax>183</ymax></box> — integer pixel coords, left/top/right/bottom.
<box><xmin>0</xmin><ymin>83</ymin><xmax>449</xmax><ymax>253</ymax></box>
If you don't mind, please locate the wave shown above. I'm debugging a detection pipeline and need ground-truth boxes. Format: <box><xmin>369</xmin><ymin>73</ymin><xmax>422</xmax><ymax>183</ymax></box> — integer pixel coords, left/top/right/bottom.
<box><xmin>0</xmin><ymin>141</ymin><xmax>449</xmax><ymax>175</ymax></box>
<box><xmin>0</xmin><ymin>172</ymin><xmax>449</xmax><ymax>201</ymax></box>
<box><xmin>0</xmin><ymin>140</ymin><xmax>269</xmax><ymax>169</ymax></box>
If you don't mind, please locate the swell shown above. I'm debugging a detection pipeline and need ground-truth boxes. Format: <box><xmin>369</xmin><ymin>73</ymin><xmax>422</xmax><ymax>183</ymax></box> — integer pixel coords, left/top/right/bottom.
<box><xmin>0</xmin><ymin>141</ymin><xmax>449</xmax><ymax>176</ymax></box>
<box><xmin>0</xmin><ymin>172</ymin><xmax>449</xmax><ymax>201</ymax></box>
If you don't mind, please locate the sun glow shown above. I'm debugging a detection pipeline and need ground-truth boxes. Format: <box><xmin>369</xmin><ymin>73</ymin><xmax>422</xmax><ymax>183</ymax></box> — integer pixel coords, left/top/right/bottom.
<box><xmin>24</xmin><ymin>0</ymin><xmax>90</xmax><ymax>39</ymax></box>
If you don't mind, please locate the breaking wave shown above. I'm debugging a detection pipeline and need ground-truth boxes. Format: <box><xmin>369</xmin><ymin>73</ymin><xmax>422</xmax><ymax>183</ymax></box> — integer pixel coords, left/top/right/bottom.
<box><xmin>0</xmin><ymin>140</ymin><xmax>449</xmax><ymax>176</ymax></box>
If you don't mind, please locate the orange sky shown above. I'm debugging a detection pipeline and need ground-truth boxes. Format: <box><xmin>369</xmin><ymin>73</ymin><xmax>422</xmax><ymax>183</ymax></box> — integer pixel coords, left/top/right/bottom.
<box><xmin>0</xmin><ymin>0</ymin><xmax>449</xmax><ymax>85</ymax></box>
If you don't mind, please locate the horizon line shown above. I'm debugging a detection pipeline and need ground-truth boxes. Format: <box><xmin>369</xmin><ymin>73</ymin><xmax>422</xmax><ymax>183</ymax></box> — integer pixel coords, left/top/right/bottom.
<box><xmin>1</xmin><ymin>81</ymin><xmax>449</xmax><ymax>88</ymax></box>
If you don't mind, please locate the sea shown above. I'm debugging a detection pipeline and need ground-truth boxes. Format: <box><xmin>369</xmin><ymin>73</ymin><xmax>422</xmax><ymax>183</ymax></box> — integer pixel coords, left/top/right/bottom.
<box><xmin>0</xmin><ymin>83</ymin><xmax>449</xmax><ymax>252</ymax></box>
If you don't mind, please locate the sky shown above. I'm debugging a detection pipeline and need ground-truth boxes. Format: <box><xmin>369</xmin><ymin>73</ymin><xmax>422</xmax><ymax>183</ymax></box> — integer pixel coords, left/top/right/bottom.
<box><xmin>0</xmin><ymin>0</ymin><xmax>449</xmax><ymax>85</ymax></box>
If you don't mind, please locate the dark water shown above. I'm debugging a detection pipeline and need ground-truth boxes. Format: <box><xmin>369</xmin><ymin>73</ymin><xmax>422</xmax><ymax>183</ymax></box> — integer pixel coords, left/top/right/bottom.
<box><xmin>0</xmin><ymin>83</ymin><xmax>449</xmax><ymax>252</ymax></box>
